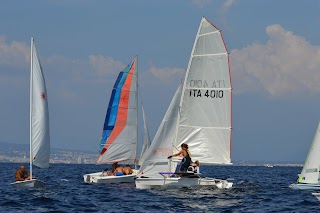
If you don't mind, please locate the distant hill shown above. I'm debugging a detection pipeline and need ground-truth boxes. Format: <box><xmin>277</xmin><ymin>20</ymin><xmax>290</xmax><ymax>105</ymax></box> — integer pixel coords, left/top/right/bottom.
<box><xmin>0</xmin><ymin>142</ymin><xmax>95</xmax><ymax>155</ymax></box>
<box><xmin>0</xmin><ymin>141</ymin><xmax>98</xmax><ymax>164</ymax></box>
<box><xmin>0</xmin><ymin>142</ymin><xmax>303</xmax><ymax>165</ymax></box>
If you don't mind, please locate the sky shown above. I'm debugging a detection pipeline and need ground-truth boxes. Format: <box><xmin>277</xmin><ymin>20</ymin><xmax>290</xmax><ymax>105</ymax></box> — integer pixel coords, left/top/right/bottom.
<box><xmin>1</xmin><ymin>0</ymin><xmax>320</xmax><ymax>162</ymax></box>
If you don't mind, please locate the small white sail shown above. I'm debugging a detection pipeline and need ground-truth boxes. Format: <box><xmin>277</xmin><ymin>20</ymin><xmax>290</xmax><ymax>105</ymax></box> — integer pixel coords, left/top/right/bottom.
<box><xmin>31</xmin><ymin>38</ymin><xmax>50</xmax><ymax>169</ymax></box>
<box><xmin>298</xmin><ymin>122</ymin><xmax>320</xmax><ymax>184</ymax></box>
<box><xmin>138</xmin><ymin>85</ymin><xmax>182</xmax><ymax>178</ymax></box>
<box><xmin>138</xmin><ymin>104</ymin><xmax>151</xmax><ymax>166</ymax></box>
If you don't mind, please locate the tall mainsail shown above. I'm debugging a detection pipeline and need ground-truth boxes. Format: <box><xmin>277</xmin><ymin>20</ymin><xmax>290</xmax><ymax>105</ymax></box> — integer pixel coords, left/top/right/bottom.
<box><xmin>298</xmin><ymin>122</ymin><xmax>320</xmax><ymax>184</ymax></box>
<box><xmin>97</xmin><ymin>58</ymin><xmax>138</xmax><ymax>164</ymax></box>
<box><xmin>174</xmin><ymin>17</ymin><xmax>232</xmax><ymax>165</ymax></box>
<box><xmin>30</xmin><ymin>38</ymin><xmax>50</xmax><ymax>169</ymax></box>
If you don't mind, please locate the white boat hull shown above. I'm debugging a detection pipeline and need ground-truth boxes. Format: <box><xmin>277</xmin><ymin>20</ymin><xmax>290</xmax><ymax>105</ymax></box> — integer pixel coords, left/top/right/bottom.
<box><xmin>10</xmin><ymin>179</ymin><xmax>45</xmax><ymax>188</ymax></box>
<box><xmin>312</xmin><ymin>193</ymin><xmax>320</xmax><ymax>201</ymax></box>
<box><xmin>83</xmin><ymin>169</ymin><xmax>138</xmax><ymax>184</ymax></box>
<box><xmin>289</xmin><ymin>183</ymin><xmax>320</xmax><ymax>190</ymax></box>
<box><xmin>135</xmin><ymin>176</ymin><xmax>233</xmax><ymax>189</ymax></box>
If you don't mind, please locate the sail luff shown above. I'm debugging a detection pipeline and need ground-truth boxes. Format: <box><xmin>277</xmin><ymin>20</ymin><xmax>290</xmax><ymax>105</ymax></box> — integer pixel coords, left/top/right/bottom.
<box><xmin>30</xmin><ymin>37</ymin><xmax>34</xmax><ymax>179</ymax></box>
<box><xmin>228</xmin><ymin>52</ymin><xmax>232</xmax><ymax>160</ymax></box>
<box><xmin>135</xmin><ymin>56</ymin><xmax>138</xmax><ymax>169</ymax></box>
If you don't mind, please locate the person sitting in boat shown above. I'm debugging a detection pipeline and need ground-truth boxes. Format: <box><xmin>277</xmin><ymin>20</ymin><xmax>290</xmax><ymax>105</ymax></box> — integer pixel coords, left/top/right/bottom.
<box><xmin>113</xmin><ymin>164</ymin><xmax>125</xmax><ymax>176</ymax></box>
<box><xmin>187</xmin><ymin>160</ymin><xmax>200</xmax><ymax>174</ymax></box>
<box><xmin>101</xmin><ymin>168</ymin><xmax>112</xmax><ymax>176</ymax></box>
<box><xmin>15</xmin><ymin>165</ymin><xmax>30</xmax><ymax>181</ymax></box>
<box><xmin>123</xmin><ymin>164</ymin><xmax>133</xmax><ymax>175</ymax></box>
<box><xmin>168</xmin><ymin>143</ymin><xmax>192</xmax><ymax>175</ymax></box>
<box><xmin>111</xmin><ymin>162</ymin><xmax>119</xmax><ymax>173</ymax></box>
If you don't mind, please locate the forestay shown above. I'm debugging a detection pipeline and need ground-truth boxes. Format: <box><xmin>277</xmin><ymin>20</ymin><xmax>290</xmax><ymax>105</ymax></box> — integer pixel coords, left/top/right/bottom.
<box><xmin>138</xmin><ymin>104</ymin><xmax>151</xmax><ymax>166</ymax></box>
<box><xmin>31</xmin><ymin>38</ymin><xmax>50</xmax><ymax>169</ymax></box>
<box><xmin>298</xmin><ymin>122</ymin><xmax>320</xmax><ymax>184</ymax></box>
<box><xmin>97</xmin><ymin>59</ymin><xmax>138</xmax><ymax>164</ymax></box>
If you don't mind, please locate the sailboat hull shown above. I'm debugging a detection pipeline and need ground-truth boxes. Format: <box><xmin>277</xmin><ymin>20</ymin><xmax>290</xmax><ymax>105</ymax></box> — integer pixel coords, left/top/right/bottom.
<box><xmin>83</xmin><ymin>169</ymin><xmax>138</xmax><ymax>184</ymax></box>
<box><xmin>10</xmin><ymin>179</ymin><xmax>45</xmax><ymax>188</ymax></box>
<box><xmin>135</xmin><ymin>176</ymin><xmax>233</xmax><ymax>189</ymax></box>
<box><xmin>289</xmin><ymin>183</ymin><xmax>320</xmax><ymax>190</ymax></box>
<box><xmin>312</xmin><ymin>193</ymin><xmax>320</xmax><ymax>201</ymax></box>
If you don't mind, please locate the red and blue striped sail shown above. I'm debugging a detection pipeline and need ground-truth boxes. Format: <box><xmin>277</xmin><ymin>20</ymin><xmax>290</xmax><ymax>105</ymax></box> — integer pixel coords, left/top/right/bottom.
<box><xmin>97</xmin><ymin>58</ymin><xmax>138</xmax><ymax>163</ymax></box>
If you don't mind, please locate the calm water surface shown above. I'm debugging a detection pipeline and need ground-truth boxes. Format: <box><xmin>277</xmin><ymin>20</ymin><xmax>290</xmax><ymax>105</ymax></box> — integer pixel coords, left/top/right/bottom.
<box><xmin>1</xmin><ymin>163</ymin><xmax>319</xmax><ymax>212</ymax></box>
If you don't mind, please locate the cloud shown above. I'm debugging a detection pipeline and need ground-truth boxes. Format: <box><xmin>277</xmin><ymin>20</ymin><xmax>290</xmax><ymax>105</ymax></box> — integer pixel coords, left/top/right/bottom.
<box><xmin>89</xmin><ymin>55</ymin><xmax>125</xmax><ymax>77</ymax></box>
<box><xmin>0</xmin><ymin>36</ymin><xmax>29</xmax><ymax>87</ymax></box>
<box><xmin>231</xmin><ymin>24</ymin><xmax>320</xmax><ymax>97</ymax></box>
<box><xmin>149</xmin><ymin>65</ymin><xmax>185</xmax><ymax>83</ymax></box>
<box><xmin>221</xmin><ymin>0</ymin><xmax>235</xmax><ymax>14</ymax></box>
<box><xmin>191</xmin><ymin>0</ymin><xmax>235</xmax><ymax>13</ymax></box>
<box><xmin>44</xmin><ymin>54</ymin><xmax>127</xmax><ymax>104</ymax></box>
<box><xmin>0</xmin><ymin>35</ymin><xmax>29</xmax><ymax>67</ymax></box>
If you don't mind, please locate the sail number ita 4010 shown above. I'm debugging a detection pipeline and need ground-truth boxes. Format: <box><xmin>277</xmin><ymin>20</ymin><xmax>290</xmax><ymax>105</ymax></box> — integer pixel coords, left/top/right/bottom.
<box><xmin>189</xmin><ymin>89</ymin><xmax>223</xmax><ymax>98</ymax></box>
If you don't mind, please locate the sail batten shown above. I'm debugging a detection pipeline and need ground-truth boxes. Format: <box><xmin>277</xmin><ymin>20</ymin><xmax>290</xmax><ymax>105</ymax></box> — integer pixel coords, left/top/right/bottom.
<box><xmin>198</xmin><ymin>31</ymin><xmax>220</xmax><ymax>37</ymax></box>
<box><xmin>193</xmin><ymin>53</ymin><xmax>228</xmax><ymax>57</ymax></box>
<box><xmin>178</xmin><ymin>125</ymin><xmax>231</xmax><ymax>129</ymax></box>
<box><xmin>185</xmin><ymin>87</ymin><xmax>231</xmax><ymax>90</ymax></box>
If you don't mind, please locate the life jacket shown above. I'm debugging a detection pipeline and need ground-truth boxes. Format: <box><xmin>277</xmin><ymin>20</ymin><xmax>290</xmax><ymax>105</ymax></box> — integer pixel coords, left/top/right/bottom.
<box><xmin>183</xmin><ymin>150</ymin><xmax>191</xmax><ymax>166</ymax></box>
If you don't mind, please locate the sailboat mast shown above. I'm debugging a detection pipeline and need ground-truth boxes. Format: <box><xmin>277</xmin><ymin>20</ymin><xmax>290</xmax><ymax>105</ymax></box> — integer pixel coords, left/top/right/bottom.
<box><xmin>29</xmin><ymin>37</ymin><xmax>34</xmax><ymax>180</ymax></box>
<box><xmin>135</xmin><ymin>55</ymin><xmax>138</xmax><ymax>170</ymax></box>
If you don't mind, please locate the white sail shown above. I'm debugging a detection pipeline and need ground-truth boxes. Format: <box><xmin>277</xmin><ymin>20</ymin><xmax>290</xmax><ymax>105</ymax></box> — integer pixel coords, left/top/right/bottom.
<box><xmin>30</xmin><ymin>38</ymin><xmax>50</xmax><ymax>169</ymax></box>
<box><xmin>97</xmin><ymin>58</ymin><xmax>138</xmax><ymax>164</ymax></box>
<box><xmin>138</xmin><ymin>85</ymin><xmax>182</xmax><ymax>177</ymax></box>
<box><xmin>138</xmin><ymin>104</ymin><xmax>151</xmax><ymax>166</ymax></box>
<box><xmin>298</xmin><ymin>122</ymin><xmax>320</xmax><ymax>184</ymax></box>
<box><xmin>174</xmin><ymin>17</ymin><xmax>232</xmax><ymax>165</ymax></box>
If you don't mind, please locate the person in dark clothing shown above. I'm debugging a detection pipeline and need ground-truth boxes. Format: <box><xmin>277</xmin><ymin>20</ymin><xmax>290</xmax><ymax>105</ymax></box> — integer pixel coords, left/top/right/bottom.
<box><xmin>168</xmin><ymin>143</ymin><xmax>192</xmax><ymax>175</ymax></box>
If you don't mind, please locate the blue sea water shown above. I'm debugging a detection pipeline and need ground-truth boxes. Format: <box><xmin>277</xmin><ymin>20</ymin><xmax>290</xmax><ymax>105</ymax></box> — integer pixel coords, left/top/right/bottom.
<box><xmin>1</xmin><ymin>163</ymin><xmax>319</xmax><ymax>212</ymax></box>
